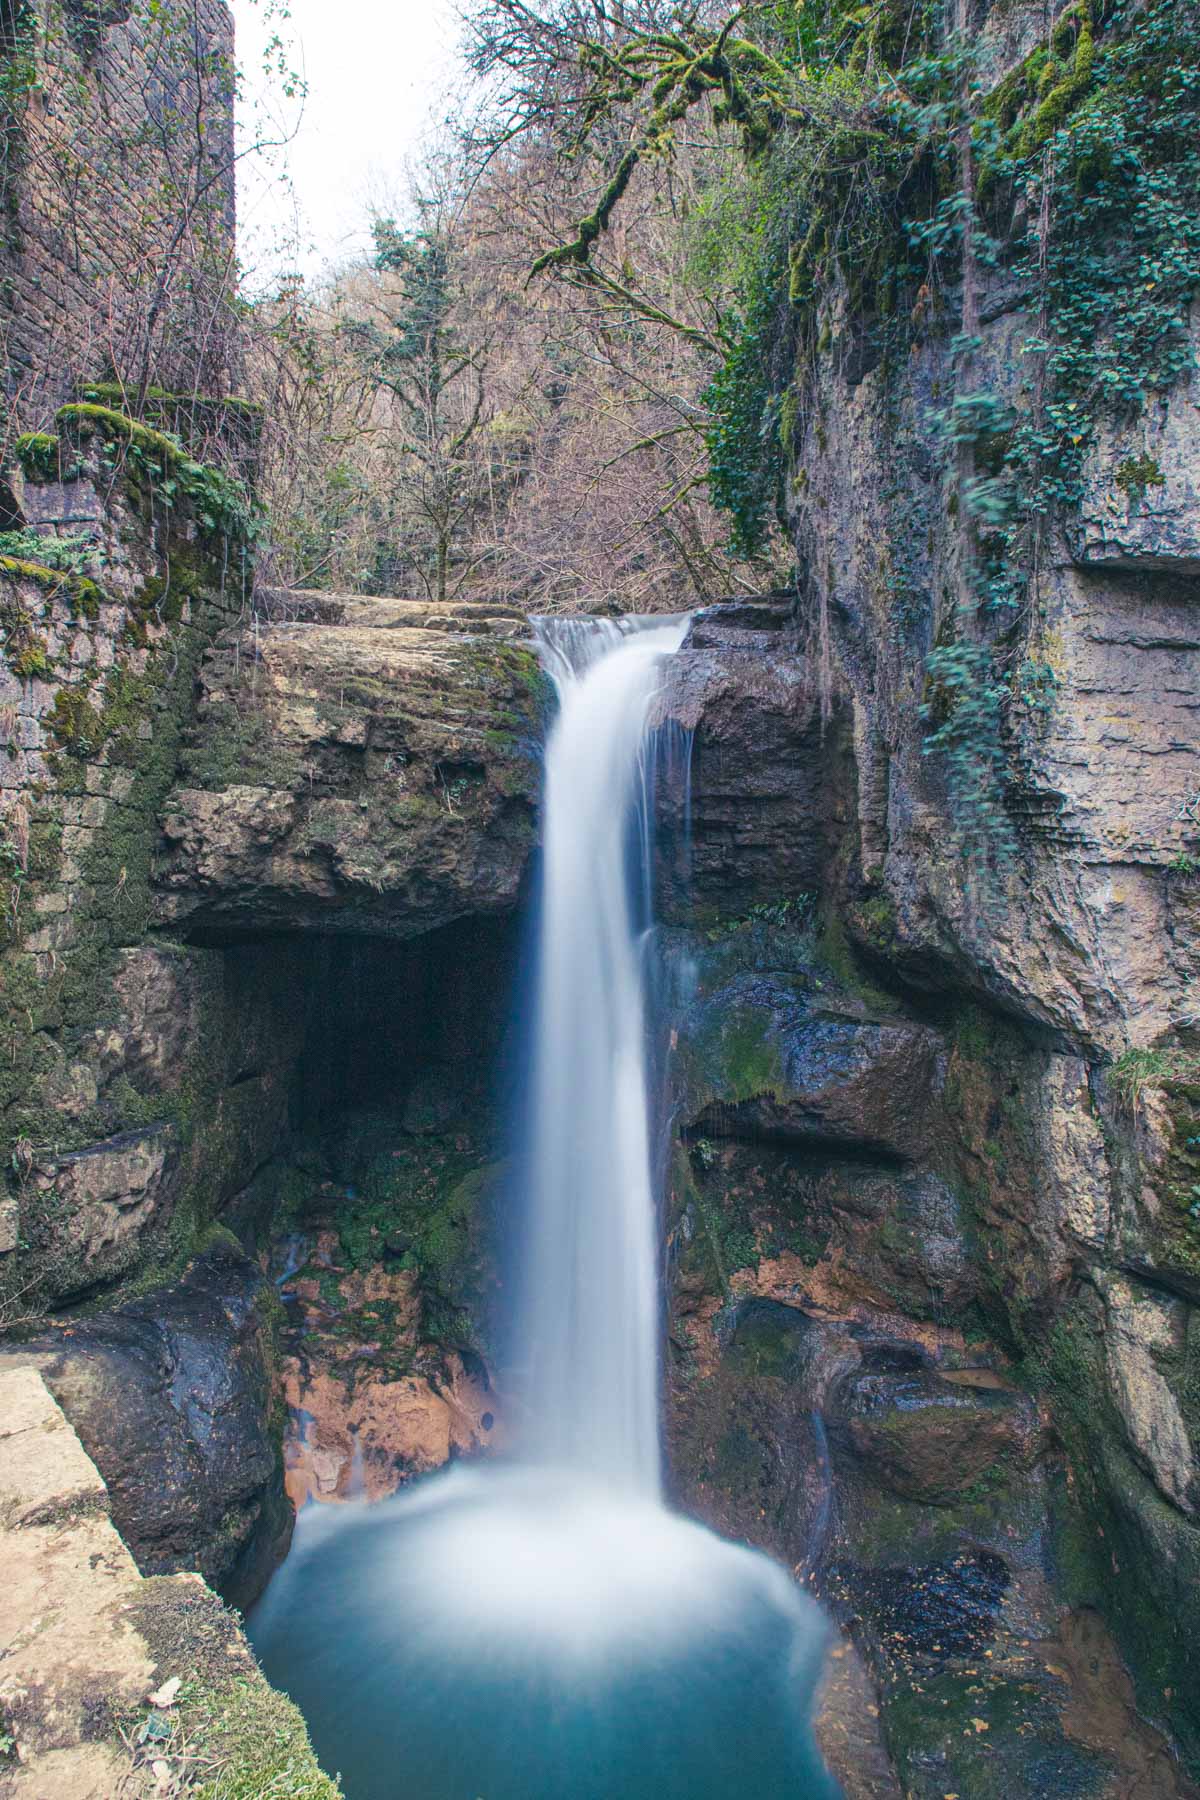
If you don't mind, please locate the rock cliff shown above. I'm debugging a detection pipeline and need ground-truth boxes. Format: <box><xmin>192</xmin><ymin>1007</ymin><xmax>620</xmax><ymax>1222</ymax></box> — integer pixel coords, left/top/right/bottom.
<box><xmin>645</xmin><ymin>0</ymin><xmax>1200</xmax><ymax>1780</ymax></box>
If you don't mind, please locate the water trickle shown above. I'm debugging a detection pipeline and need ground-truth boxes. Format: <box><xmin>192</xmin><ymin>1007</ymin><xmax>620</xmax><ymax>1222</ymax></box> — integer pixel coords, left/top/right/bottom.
<box><xmin>249</xmin><ymin>615</ymin><xmax>840</xmax><ymax>1800</ymax></box>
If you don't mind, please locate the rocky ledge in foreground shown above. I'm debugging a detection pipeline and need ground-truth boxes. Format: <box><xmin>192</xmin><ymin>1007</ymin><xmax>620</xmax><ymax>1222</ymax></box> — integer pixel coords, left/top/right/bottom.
<box><xmin>0</xmin><ymin>1365</ymin><xmax>339</xmax><ymax>1800</ymax></box>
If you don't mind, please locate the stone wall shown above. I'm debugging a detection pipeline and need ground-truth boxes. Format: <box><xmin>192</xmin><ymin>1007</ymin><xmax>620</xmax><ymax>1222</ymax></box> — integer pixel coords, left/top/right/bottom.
<box><xmin>0</xmin><ymin>0</ymin><xmax>238</xmax><ymax>440</ymax></box>
<box><xmin>0</xmin><ymin>406</ymin><xmax>259</xmax><ymax>1314</ymax></box>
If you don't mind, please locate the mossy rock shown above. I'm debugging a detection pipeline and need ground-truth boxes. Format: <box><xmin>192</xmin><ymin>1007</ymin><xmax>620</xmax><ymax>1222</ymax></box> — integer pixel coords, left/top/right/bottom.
<box><xmin>127</xmin><ymin>1578</ymin><xmax>341</xmax><ymax>1799</ymax></box>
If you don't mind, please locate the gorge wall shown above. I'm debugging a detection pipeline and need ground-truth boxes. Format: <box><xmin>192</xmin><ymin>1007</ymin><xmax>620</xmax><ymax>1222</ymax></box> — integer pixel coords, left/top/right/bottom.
<box><xmin>642</xmin><ymin>0</ymin><xmax>1200</xmax><ymax>1786</ymax></box>
<box><xmin>773</xmin><ymin>0</ymin><xmax>1200</xmax><ymax>1769</ymax></box>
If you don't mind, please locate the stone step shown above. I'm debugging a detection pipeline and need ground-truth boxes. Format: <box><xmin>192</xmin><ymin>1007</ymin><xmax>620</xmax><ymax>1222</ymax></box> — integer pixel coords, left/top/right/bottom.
<box><xmin>0</xmin><ymin>1365</ymin><xmax>338</xmax><ymax>1798</ymax></box>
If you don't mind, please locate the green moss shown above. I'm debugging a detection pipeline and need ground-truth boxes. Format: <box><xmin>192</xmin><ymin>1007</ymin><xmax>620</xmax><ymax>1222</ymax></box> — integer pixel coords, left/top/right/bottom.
<box><xmin>713</xmin><ymin>1004</ymin><xmax>783</xmax><ymax>1103</ymax></box>
<box><xmin>881</xmin><ymin>1662</ymin><xmax>1106</xmax><ymax>1800</ymax></box>
<box><xmin>13</xmin><ymin>431</ymin><xmax>60</xmax><ymax>480</ymax></box>
<box><xmin>0</xmin><ymin>552</ymin><xmax>104</xmax><ymax>619</ymax></box>
<box><xmin>80</xmin><ymin>381</ymin><xmax>263</xmax><ymax>421</ymax></box>
<box><xmin>0</xmin><ymin>503</ymin><xmax>251</xmax><ymax>1312</ymax></box>
<box><xmin>179</xmin><ymin>695</ymin><xmax>303</xmax><ymax>793</ymax></box>
<box><xmin>816</xmin><ymin>908</ymin><xmax>900</xmax><ymax>1012</ymax></box>
<box><xmin>307</xmin><ymin>1122</ymin><xmax>506</xmax><ymax>1352</ymax></box>
<box><xmin>47</xmin><ymin>687</ymin><xmax>107</xmax><ymax>757</ymax></box>
<box><xmin>57</xmin><ymin>401</ymin><xmax>183</xmax><ymax>465</ymax></box>
<box><xmin>851</xmin><ymin>889</ymin><xmax>897</xmax><ymax>954</ymax></box>
<box><xmin>1114</xmin><ymin>451</ymin><xmax>1165</xmax><ymax>505</ymax></box>
<box><xmin>5</xmin><ymin>614</ymin><xmax>51</xmax><ymax>679</ymax></box>
<box><xmin>1010</xmin><ymin>0</ymin><xmax>1095</xmax><ymax>157</ymax></box>
<box><xmin>125</xmin><ymin>1580</ymin><xmax>341</xmax><ymax>1799</ymax></box>
<box><xmin>56</xmin><ymin>405</ymin><xmax>259</xmax><ymax>544</ymax></box>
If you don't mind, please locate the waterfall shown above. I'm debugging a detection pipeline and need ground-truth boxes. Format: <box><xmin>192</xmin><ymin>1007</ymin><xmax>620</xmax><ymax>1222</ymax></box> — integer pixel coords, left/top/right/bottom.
<box><xmin>520</xmin><ymin>616</ymin><xmax>689</xmax><ymax>1492</ymax></box>
<box><xmin>248</xmin><ymin>612</ymin><xmax>841</xmax><ymax>1800</ymax></box>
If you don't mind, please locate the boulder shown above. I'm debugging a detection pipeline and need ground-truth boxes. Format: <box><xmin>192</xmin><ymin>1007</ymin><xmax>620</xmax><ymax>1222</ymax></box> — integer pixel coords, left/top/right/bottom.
<box><xmin>654</xmin><ymin>605</ymin><xmax>855</xmax><ymax>920</ymax></box>
<box><xmin>831</xmin><ymin>1365</ymin><xmax>1040</xmax><ymax>1504</ymax></box>
<box><xmin>2</xmin><ymin>1244</ymin><xmax>288</xmax><ymax>1606</ymax></box>
<box><xmin>20</xmin><ymin>1124</ymin><xmax>180</xmax><ymax>1301</ymax></box>
<box><xmin>679</xmin><ymin>970</ymin><xmax>946</xmax><ymax>1162</ymax></box>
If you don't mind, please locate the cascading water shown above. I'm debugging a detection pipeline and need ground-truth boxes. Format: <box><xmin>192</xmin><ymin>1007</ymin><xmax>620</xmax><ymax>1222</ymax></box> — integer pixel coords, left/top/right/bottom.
<box><xmin>249</xmin><ymin>617</ymin><xmax>840</xmax><ymax>1800</ymax></box>
<box><xmin>521</xmin><ymin>615</ymin><xmax>688</xmax><ymax>1492</ymax></box>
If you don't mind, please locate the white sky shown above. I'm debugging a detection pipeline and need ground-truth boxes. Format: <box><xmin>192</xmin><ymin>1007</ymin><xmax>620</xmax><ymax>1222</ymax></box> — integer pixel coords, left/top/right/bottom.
<box><xmin>231</xmin><ymin>0</ymin><xmax>462</xmax><ymax>286</ymax></box>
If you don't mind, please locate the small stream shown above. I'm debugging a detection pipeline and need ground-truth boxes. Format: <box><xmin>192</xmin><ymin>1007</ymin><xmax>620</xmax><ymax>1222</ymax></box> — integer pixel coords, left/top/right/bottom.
<box><xmin>249</xmin><ymin>618</ymin><xmax>839</xmax><ymax>1798</ymax></box>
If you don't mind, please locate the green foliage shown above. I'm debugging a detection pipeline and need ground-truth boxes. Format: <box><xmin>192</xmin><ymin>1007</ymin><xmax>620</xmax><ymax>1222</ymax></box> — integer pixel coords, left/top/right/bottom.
<box><xmin>14</xmin><ymin>432</ymin><xmax>61</xmax><ymax>480</ymax></box>
<box><xmin>920</xmin><ymin>637</ymin><xmax>1017</xmax><ymax>866</ymax></box>
<box><xmin>56</xmin><ymin>403</ymin><xmax>259</xmax><ymax>543</ymax></box>
<box><xmin>705</xmin><ymin>270</ymin><xmax>791</xmax><ymax>555</ymax></box>
<box><xmin>698</xmin><ymin>41</ymin><xmax>934</xmax><ymax>550</ymax></box>
<box><xmin>1114</xmin><ymin>452</ymin><xmax>1164</xmax><ymax>504</ymax></box>
<box><xmin>1111</xmin><ymin>1045</ymin><xmax>1200</xmax><ymax>1106</ymax></box>
<box><xmin>0</xmin><ymin>527</ymin><xmax>94</xmax><ymax>574</ymax></box>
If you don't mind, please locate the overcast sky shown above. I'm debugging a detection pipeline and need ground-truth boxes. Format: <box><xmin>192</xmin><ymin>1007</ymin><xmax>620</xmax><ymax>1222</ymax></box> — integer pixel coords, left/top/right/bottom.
<box><xmin>231</xmin><ymin>0</ymin><xmax>463</xmax><ymax>286</ymax></box>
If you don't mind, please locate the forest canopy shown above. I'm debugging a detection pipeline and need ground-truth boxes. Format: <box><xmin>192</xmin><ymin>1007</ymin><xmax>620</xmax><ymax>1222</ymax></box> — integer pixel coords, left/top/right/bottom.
<box><xmin>244</xmin><ymin>0</ymin><xmax>1200</xmax><ymax>635</ymax></box>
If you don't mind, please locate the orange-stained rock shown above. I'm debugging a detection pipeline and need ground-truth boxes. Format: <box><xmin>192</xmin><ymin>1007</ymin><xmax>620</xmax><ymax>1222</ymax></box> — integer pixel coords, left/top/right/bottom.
<box><xmin>281</xmin><ymin>1351</ymin><xmax>502</xmax><ymax>1509</ymax></box>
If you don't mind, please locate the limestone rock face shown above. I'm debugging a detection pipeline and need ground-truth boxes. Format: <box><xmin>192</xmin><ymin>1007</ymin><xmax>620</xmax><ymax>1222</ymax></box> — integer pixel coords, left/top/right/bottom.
<box><xmin>25</xmin><ymin>1124</ymin><xmax>179</xmax><ymax>1301</ymax></box>
<box><xmin>3</xmin><ymin>1245</ymin><xmax>288</xmax><ymax>1605</ymax></box>
<box><xmin>675</xmin><ymin>949</ymin><xmax>946</xmax><ymax>1162</ymax></box>
<box><xmin>655</xmin><ymin>602</ymin><xmax>855</xmax><ymax>920</ymax></box>
<box><xmin>1073</xmin><ymin>321</ymin><xmax>1200</xmax><ymax>571</ymax></box>
<box><xmin>154</xmin><ymin>591</ymin><xmax>546</xmax><ymax>940</ymax></box>
<box><xmin>756</xmin><ymin>5</ymin><xmax>1200</xmax><ymax>1758</ymax></box>
<box><xmin>1101</xmin><ymin>1273</ymin><xmax>1197</xmax><ymax>1517</ymax></box>
<box><xmin>832</xmin><ymin>1367</ymin><xmax>1040</xmax><ymax>1504</ymax></box>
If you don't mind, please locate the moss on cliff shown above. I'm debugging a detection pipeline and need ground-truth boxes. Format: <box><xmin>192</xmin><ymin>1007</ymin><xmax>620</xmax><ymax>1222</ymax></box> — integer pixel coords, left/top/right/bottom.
<box><xmin>0</xmin><ymin>420</ymin><xmax>256</xmax><ymax>1312</ymax></box>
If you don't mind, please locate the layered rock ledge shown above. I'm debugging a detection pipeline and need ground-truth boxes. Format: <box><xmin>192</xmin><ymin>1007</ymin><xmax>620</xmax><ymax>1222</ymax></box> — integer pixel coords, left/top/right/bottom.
<box><xmin>154</xmin><ymin>589</ymin><xmax>547</xmax><ymax>940</ymax></box>
<box><xmin>0</xmin><ymin>1366</ymin><xmax>338</xmax><ymax>1799</ymax></box>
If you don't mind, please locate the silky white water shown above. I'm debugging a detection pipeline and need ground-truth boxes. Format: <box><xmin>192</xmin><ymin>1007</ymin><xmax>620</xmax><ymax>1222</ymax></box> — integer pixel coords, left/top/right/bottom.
<box><xmin>521</xmin><ymin>615</ymin><xmax>689</xmax><ymax>1491</ymax></box>
<box><xmin>249</xmin><ymin>616</ymin><xmax>840</xmax><ymax>1799</ymax></box>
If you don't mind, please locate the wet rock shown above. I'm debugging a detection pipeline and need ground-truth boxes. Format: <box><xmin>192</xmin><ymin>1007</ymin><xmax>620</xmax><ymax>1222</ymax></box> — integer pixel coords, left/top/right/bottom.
<box><xmin>832</xmin><ymin>1548</ymin><xmax>1011</xmax><ymax>1659</ymax></box>
<box><xmin>1</xmin><ymin>1244</ymin><xmax>287</xmax><ymax>1606</ymax></box>
<box><xmin>814</xmin><ymin>1636</ymin><xmax>905</xmax><ymax>1800</ymax></box>
<box><xmin>832</xmin><ymin>1366</ymin><xmax>1040</xmax><ymax>1504</ymax></box>
<box><xmin>5</xmin><ymin>938</ymin><xmax>306</xmax><ymax>1312</ymax></box>
<box><xmin>875</xmin><ymin>1604</ymin><xmax>1200</xmax><ymax>1800</ymax></box>
<box><xmin>655</xmin><ymin>621</ymin><xmax>854</xmax><ymax>920</ymax></box>
<box><xmin>801</xmin><ymin>1166</ymin><xmax>978</xmax><ymax>1319</ymax></box>
<box><xmin>281</xmin><ymin>1351</ymin><xmax>499</xmax><ymax>1508</ymax></box>
<box><xmin>1101</xmin><ymin>1273</ymin><xmax>1196</xmax><ymax>1516</ymax></box>
<box><xmin>679</xmin><ymin>970</ymin><xmax>946</xmax><ymax>1161</ymax></box>
<box><xmin>669</xmin><ymin>1300</ymin><xmax>839</xmax><ymax>1570</ymax></box>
